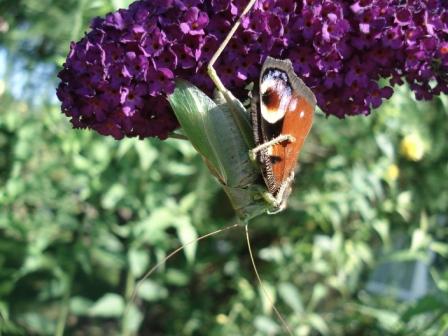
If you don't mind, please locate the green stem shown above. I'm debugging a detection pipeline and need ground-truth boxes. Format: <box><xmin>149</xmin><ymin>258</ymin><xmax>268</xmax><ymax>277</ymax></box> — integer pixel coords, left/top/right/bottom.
<box><xmin>54</xmin><ymin>275</ymin><xmax>72</xmax><ymax>336</ymax></box>
<box><xmin>121</xmin><ymin>264</ymin><xmax>135</xmax><ymax>336</ymax></box>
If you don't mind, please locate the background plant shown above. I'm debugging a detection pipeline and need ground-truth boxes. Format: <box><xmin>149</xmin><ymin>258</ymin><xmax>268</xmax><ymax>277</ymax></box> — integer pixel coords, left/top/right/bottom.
<box><xmin>0</xmin><ymin>1</ymin><xmax>448</xmax><ymax>335</ymax></box>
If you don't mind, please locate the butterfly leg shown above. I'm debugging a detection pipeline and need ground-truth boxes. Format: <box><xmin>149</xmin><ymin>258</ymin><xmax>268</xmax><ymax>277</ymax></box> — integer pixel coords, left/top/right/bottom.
<box><xmin>249</xmin><ymin>134</ymin><xmax>296</xmax><ymax>161</ymax></box>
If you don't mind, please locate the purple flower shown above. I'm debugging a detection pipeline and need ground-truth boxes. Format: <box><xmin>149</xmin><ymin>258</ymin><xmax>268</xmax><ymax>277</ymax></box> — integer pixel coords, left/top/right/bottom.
<box><xmin>345</xmin><ymin>57</ymin><xmax>370</xmax><ymax>88</ymax></box>
<box><xmin>57</xmin><ymin>0</ymin><xmax>448</xmax><ymax>140</ymax></box>
<box><xmin>148</xmin><ymin>68</ymin><xmax>175</xmax><ymax>96</ymax></box>
<box><xmin>365</xmin><ymin>82</ymin><xmax>393</xmax><ymax>108</ymax></box>
<box><xmin>323</xmin><ymin>70</ymin><xmax>343</xmax><ymax>89</ymax></box>
<box><xmin>141</xmin><ymin>28</ymin><xmax>165</xmax><ymax>57</ymax></box>
<box><xmin>104</xmin><ymin>11</ymin><xmax>126</xmax><ymax>30</ymax></box>
<box><xmin>172</xmin><ymin>44</ymin><xmax>197</xmax><ymax>69</ymax></box>
<box><xmin>405</xmin><ymin>27</ymin><xmax>424</xmax><ymax>46</ymax></box>
<box><xmin>180</xmin><ymin>7</ymin><xmax>209</xmax><ymax>35</ymax></box>
<box><xmin>296</xmin><ymin>7</ymin><xmax>322</xmax><ymax>40</ymax></box>
<box><xmin>395</xmin><ymin>7</ymin><xmax>412</xmax><ymax>26</ymax></box>
<box><xmin>120</xmin><ymin>84</ymin><xmax>146</xmax><ymax>116</ymax></box>
<box><xmin>288</xmin><ymin>47</ymin><xmax>315</xmax><ymax>77</ymax></box>
<box><xmin>383</xmin><ymin>26</ymin><xmax>404</xmax><ymax>49</ymax></box>
<box><xmin>198</xmin><ymin>35</ymin><xmax>220</xmax><ymax>63</ymax></box>
<box><xmin>125</xmin><ymin>52</ymin><xmax>149</xmax><ymax>80</ymax></box>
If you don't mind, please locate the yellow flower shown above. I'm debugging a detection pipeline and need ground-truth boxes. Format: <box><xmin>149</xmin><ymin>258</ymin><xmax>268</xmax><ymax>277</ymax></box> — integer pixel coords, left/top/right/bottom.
<box><xmin>400</xmin><ymin>133</ymin><xmax>425</xmax><ymax>161</ymax></box>
<box><xmin>216</xmin><ymin>314</ymin><xmax>229</xmax><ymax>324</ymax></box>
<box><xmin>385</xmin><ymin>164</ymin><xmax>400</xmax><ymax>181</ymax></box>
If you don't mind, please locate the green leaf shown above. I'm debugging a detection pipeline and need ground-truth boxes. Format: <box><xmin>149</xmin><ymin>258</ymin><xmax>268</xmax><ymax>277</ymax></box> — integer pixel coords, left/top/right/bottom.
<box><xmin>254</xmin><ymin>316</ymin><xmax>280</xmax><ymax>334</ymax></box>
<box><xmin>358</xmin><ymin>306</ymin><xmax>400</xmax><ymax>331</ymax></box>
<box><xmin>402</xmin><ymin>295</ymin><xmax>447</xmax><ymax>322</ymax></box>
<box><xmin>308</xmin><ymin>284</ymin><xmax>328</xmax><ymax>311</ymax></box>
<box><xmin>70</xmin><ymin>296</ymin><xmax>93</xmax><ymax>316</ymax></box>
<box><xmin>375</xmin><ymin>134</ymin><xmax>394</xmax><ymax>159</ymax></box>
<box><xmin>258</xmin><ymin>281</ymin><xmax>276</xmax><ymax>314</ymax></box>
<box><xmin>101</xmin><ymin>183</ymin><xmax>126</xmax><ymax>209</ymax></box>
<box><xmin>0</xmin><ymin>300</ymin><xmax>9</xmax><ymax>320</ymax></box>
<box><xmin>88</xmin><ymin>293</ymin><xmax>124</xmax><ymax>317</ymax></box>
<box><xmin>18</xmin><ymin>313</ymin><xmax>56</xmax><ymax>335</ymax></box>
<box><xmin>411</xmin><ymin>228</ymin><xmax>430</xmax><ymax>251</ymax></box>
<box><xmin>430</xmin><ymin>241</ymin><xmax>448</xmax><ymax>257</ymax></box>
<box><xmin>373</xmin><ymin>219</ymin><xmax>390</xmax><ymax>245</ymax></box>
<box><xmin>137</xmin><ymin>280</ymin><xmax>168</xmax><ymax>301</ymax></box>
<box><xmin>122</xmin><ymin>303</ymin><xmax>143</xmax><ymax>334</ymax></box>
<box><xmin>278</xmin><ymin>282</ymin><xmax>303</xmax><ymax>313</ymax></box>
<box><xmin>175</xmin><ymin>216</ymin><xmax>198</xmax><ymax>264</ymax></box>
<box><xmin>308</xmin><ymin>313</ymin><xmax>330</xmax><ymax>335</ymax></box>
<box><xmin>165</xmin><ymin>269</ymin><xmax>190</xmax><ymax>286</ymax></box>
<box><xmin>135</xmin><ymin>140</ymin><xmax>157</xmax><ymax>171</ymax></box>
<box><xmin>129</xmin><ymin>248</ymin><xmax>150</xmax><ymax>278</ymax></box>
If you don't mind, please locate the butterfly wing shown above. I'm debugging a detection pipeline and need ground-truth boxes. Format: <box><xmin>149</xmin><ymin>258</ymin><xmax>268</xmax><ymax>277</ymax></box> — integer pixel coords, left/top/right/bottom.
<box><xmin>251</xmin><ymin>57</ymin><xmax>316</xmax><ymax>199</ymax></box>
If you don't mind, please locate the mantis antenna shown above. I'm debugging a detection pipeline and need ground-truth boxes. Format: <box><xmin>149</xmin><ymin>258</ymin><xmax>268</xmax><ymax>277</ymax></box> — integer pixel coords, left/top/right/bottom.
<box><xmin>126</xmin><ymin>223</ymin><xmax>241</xmax><ymax>315</ymax></box>
<box><xmin>245</xmin><ymin>224</ymin><xmax>294</xmax><ymax>336</ymax></box>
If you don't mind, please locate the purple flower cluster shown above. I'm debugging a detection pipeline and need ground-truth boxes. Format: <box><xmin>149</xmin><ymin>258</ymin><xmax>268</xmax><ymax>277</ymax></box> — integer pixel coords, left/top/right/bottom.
<box><xmin>57</xmin><ymin>0</ymin><xmax>448</xmax><ymax>139</ymax></box>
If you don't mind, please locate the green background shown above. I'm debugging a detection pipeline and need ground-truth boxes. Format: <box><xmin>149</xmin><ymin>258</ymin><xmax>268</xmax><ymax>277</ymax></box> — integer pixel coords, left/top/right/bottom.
<box><xmin>0</xmin><ymin>1</ymin><xmax>447</xmax><ymax>335</ymax></box>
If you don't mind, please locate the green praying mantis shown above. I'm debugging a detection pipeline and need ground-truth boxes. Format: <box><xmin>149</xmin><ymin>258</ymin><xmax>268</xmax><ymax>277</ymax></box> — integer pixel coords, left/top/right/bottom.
<box><xmin>168</xmin><ymin>0</ymin><xmax>316</xmax><ymax>222</ymax></box>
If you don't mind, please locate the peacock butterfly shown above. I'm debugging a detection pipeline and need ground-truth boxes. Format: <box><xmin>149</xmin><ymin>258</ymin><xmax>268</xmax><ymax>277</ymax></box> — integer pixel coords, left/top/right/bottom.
<box><xmin>250</xmin><ymin>57</ymin><xmax>316</xmax><ymax>213</ymax></box>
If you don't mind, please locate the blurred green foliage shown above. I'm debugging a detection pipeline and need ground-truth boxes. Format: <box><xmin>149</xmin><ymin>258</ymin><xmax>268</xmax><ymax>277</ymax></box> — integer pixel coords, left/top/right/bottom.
<box><xmin>0</xmin><ymin>1</ymin><xmax>448</xmax><ymax>335</ymax></box>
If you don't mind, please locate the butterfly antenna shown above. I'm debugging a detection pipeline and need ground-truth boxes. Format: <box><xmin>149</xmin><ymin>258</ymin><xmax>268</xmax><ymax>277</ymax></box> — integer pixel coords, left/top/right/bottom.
<box><xmin>126</xmin><ymin>223</ymin><xmax>241</xmax><ymax>313</ymax></box>
<box><xmin>244</xmin><ymin>224</ymin><xmax>294</xmax><ymax>336</ymax></box>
